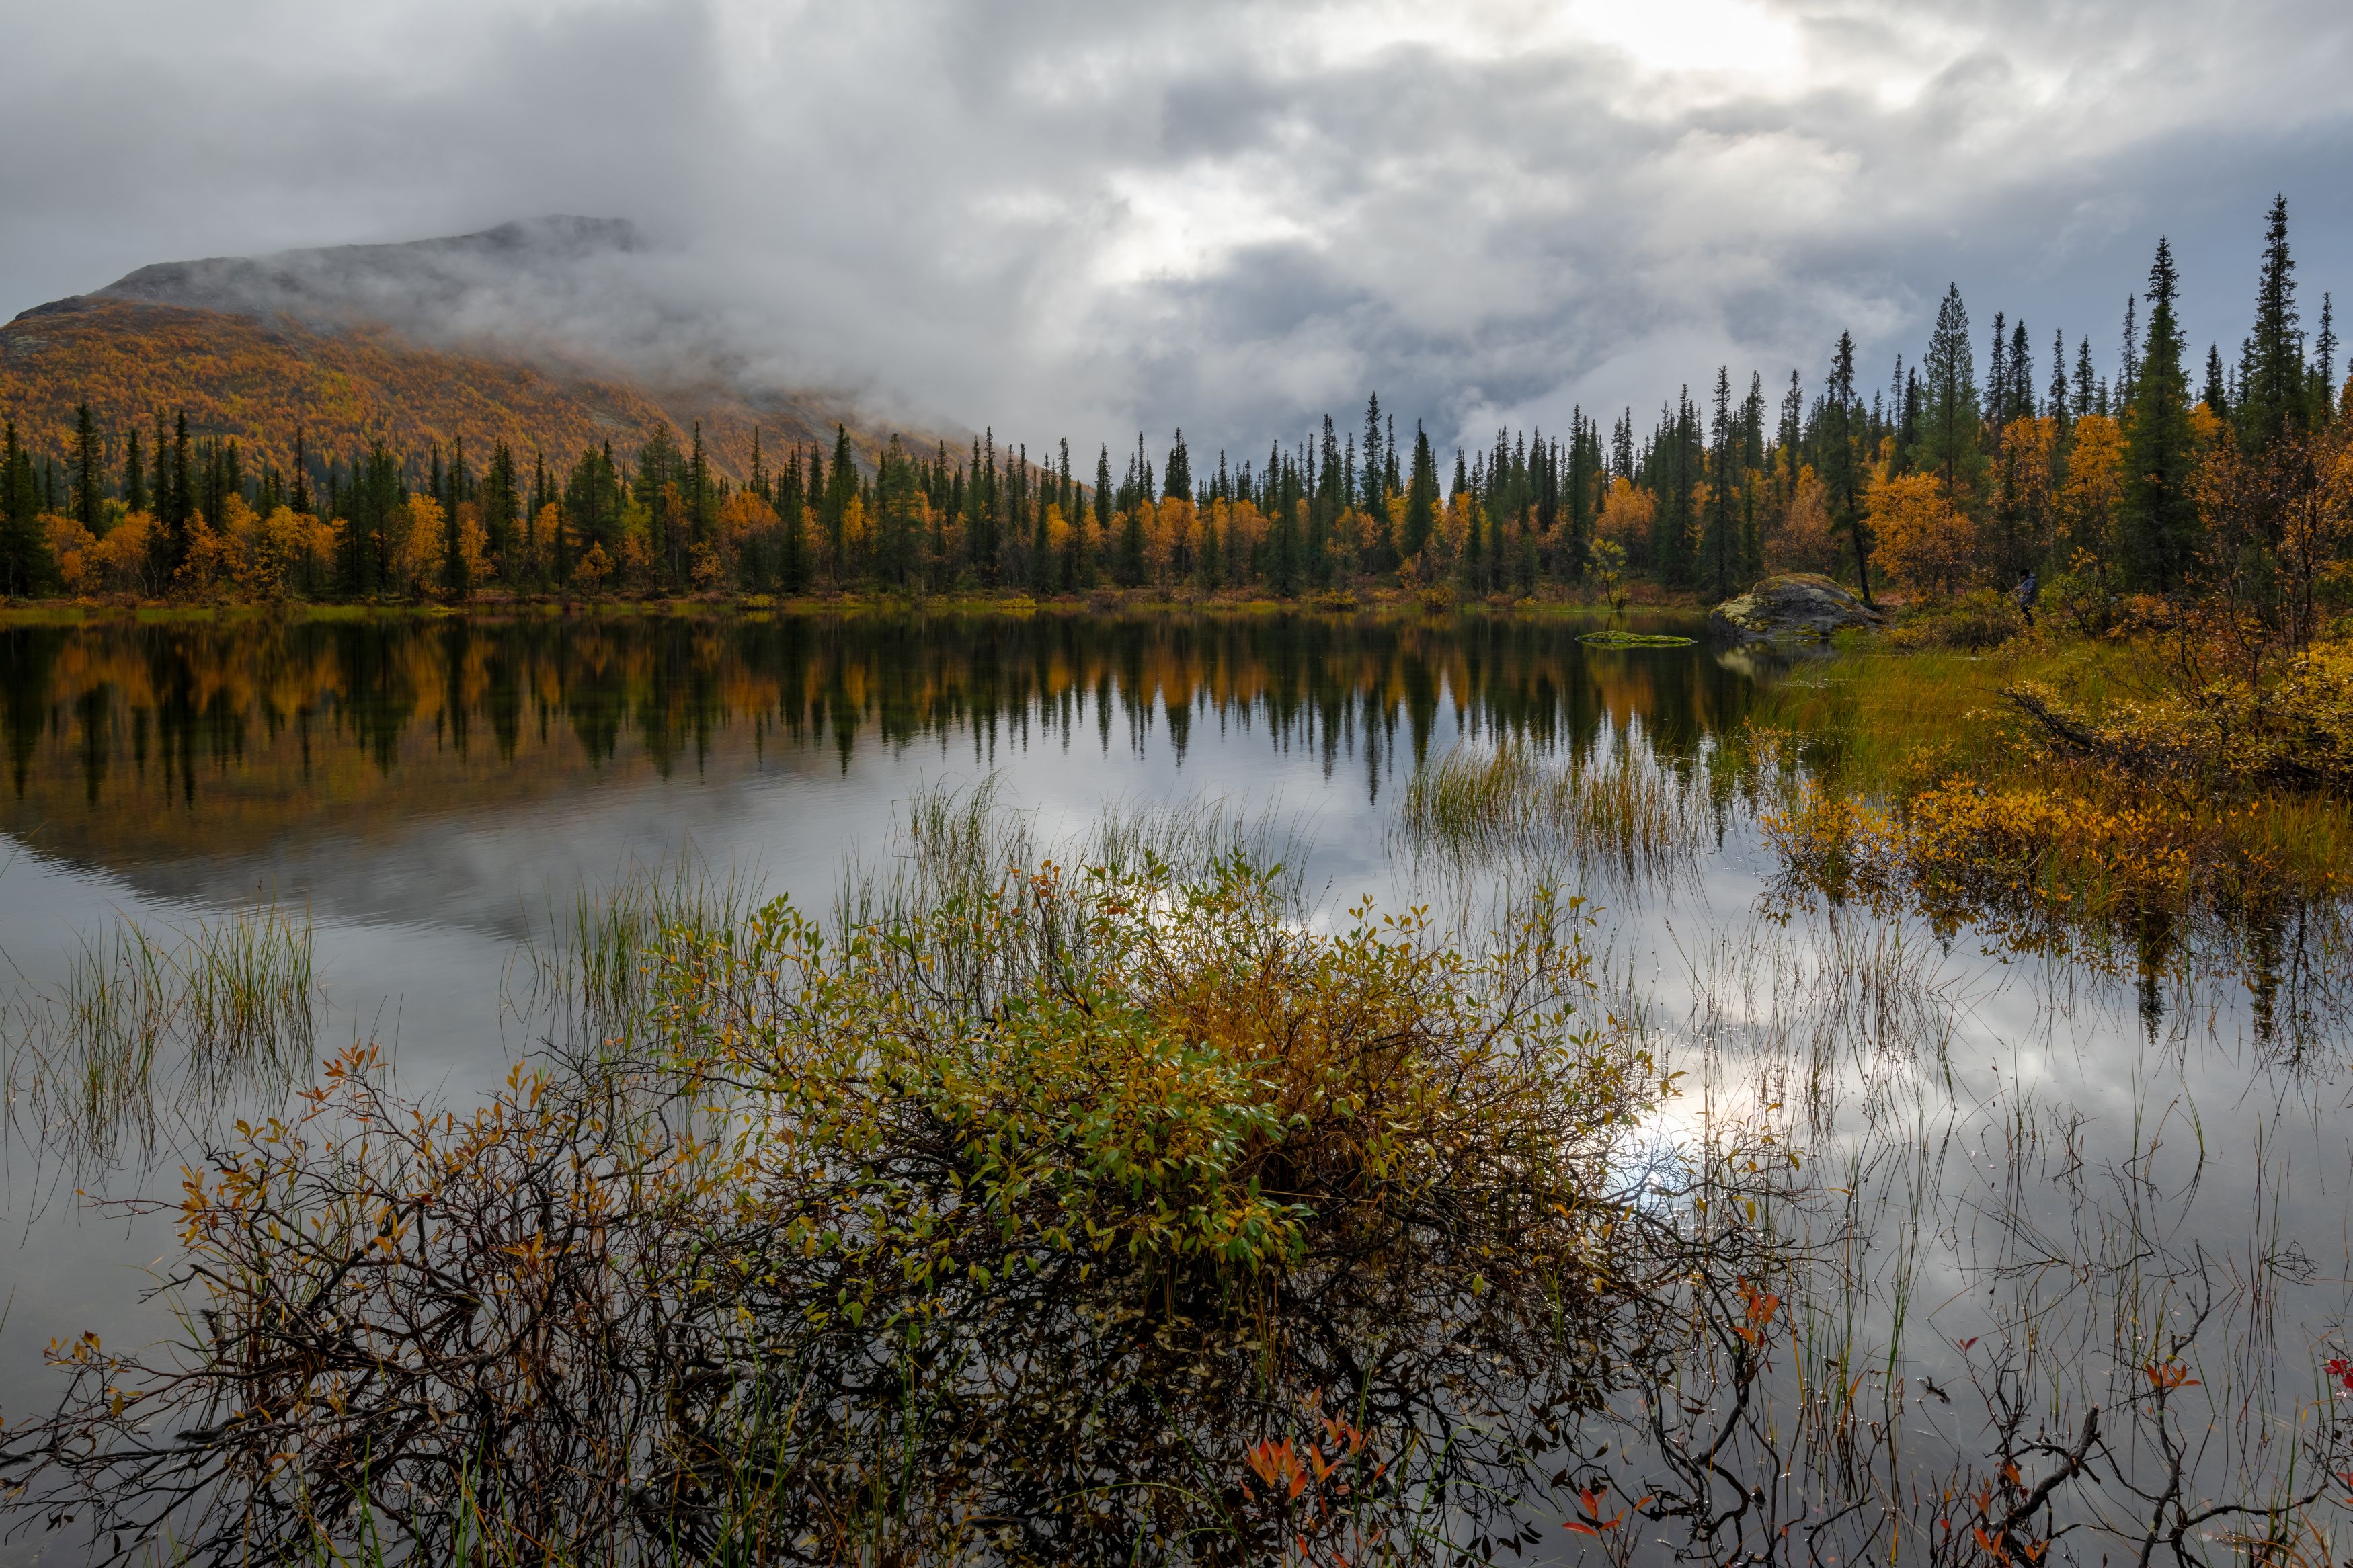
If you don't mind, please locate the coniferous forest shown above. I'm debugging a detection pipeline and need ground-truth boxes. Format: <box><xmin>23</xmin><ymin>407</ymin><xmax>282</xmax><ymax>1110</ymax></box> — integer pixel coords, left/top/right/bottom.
<box><xmin>0</xmin><ymin>199</ymin><xmax>2344</xmax><ymax>638</ymax></box>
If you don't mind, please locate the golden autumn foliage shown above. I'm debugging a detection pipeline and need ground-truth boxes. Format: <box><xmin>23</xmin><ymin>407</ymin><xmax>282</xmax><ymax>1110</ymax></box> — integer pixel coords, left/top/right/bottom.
<box><xmin>1985</xmin><ymin>416</ymin><xmax>2058</xmax><ymax>575</ymax></box>
<box><xmin>1596</xmin><ymin>477</ymin><xmax>1654</xmax><ymax>551</ymax></box>
<box><xmin>2057</xmin><ymin>413</ymin><xmax>2125</xmax><ymax>565</ymax></box>
<box><xmin>1766</xmin><ymin>466</ymin><xmax>1838</xmax><ymax>574</ymax></box>
<box><xmin>1865</xmin><ymin>472</ymin><xmax>1977</xmax><ymax>597</ymax></box>
<box><xmin>713</xmin><ymin>490</ymin><xmax>778</xmax><ymax>575</ymax></box>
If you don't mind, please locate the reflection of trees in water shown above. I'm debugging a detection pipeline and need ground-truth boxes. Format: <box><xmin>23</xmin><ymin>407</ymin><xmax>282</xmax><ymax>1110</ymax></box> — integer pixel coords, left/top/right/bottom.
<box><xmin>0</xmin><ymin>614</ymin><xmax>1757</xmax><ymax>860</ymax></box>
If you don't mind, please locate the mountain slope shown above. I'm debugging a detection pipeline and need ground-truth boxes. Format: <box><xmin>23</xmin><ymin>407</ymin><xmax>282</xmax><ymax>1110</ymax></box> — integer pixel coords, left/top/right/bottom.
<box><xmin>95</xmin><ymin>216</ymin><xmax>647</xmax><ymax>329</ymax></box>
<box><xmin>0</xmin><ymin>220</ymin><xmax>936</xmax><ymax>483</ymax></box>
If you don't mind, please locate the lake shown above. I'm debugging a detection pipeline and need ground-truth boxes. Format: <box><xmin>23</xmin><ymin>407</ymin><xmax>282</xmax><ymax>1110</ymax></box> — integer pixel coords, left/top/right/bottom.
<box><xmin>0</xmin><ymin>607</ymin><xmax>2342</xmax><ymax>1564</ymax></box>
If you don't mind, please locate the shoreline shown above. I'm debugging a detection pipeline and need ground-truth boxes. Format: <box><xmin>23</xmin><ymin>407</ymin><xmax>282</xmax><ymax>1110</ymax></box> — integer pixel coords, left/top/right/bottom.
<box><xmin>0</xmin><ymin>585</ymin><xmax>1716</xmax><ymax>628</ymax></box>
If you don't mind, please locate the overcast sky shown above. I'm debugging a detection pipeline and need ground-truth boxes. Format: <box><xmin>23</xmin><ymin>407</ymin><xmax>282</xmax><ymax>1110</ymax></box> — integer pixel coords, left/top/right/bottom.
<box><xmin>5</xmin><ymin>0</ymin><xmax>2350</xmax><ymax>459</ymax></box>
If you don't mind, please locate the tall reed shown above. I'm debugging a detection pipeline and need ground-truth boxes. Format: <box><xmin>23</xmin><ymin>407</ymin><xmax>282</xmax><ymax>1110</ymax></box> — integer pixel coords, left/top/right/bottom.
<box><xmin>1400</xmin><ymin>737</ymin><xmax>1707</xmax><ymax>884</ymax></box>
<box><xmin>6</xmin><ymin>901</ymin><xmax>317</xmax><ymax>1168</ymax></box>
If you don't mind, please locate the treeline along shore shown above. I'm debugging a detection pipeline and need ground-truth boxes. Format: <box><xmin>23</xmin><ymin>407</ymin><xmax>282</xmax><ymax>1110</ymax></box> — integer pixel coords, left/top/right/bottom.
<box><xmin>0</xmin><ymin>200</ymin><xmax>2346</xmax><ymax>641</ymax></box>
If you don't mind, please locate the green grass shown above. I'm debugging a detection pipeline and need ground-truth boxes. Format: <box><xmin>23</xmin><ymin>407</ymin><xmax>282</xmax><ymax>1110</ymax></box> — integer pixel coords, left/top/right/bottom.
<box><xmin>1401</xmin><ymin>739</ymin><xmax>1706</xmax><ymax>884</ymax></box>
<box><xmin>7</xmin><ymin>901</ymin><xmax>317</xmax><ymax>1167</ymax></box>
<box><xmin>1737</xmin><ymin>632</ymin><xmax>2145</xmax><ymax>800</ymax></box>
<box><xmin>1579</xmin><ymin>628</ymin><xmax>1698</xmax><ymax>647</ymax></box>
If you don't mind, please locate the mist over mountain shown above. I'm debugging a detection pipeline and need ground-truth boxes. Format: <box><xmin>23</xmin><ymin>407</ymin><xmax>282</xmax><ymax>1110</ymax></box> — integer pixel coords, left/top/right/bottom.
<box><xmin>1</xmin><ymin>218</ymin><xmax>949</xmax><ymax>483</ymax></box>
<box><xmin>94</xmin><ymin>216</ymin><xmax>646</xmax><ymax>334</ymax></box>
<box><xmin>81</xmin><ymin>216</ymin><xmax>898</xmax><ymax>423</ymax></box>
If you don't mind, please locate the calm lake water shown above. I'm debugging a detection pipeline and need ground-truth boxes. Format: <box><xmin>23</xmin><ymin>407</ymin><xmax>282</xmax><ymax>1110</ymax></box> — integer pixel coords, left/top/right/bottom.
<box><xmin>0</xmin><ymin>608</ymin><xmax>2344</xmax><ymax>1562</ymax></box>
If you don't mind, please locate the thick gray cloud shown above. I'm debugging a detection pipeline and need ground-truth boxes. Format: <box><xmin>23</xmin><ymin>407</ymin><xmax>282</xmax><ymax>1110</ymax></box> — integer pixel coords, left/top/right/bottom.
<box><xmin>3</xmin><ymin>0</ymin><xmax>2350</xmax><ymax>460</ymax></box>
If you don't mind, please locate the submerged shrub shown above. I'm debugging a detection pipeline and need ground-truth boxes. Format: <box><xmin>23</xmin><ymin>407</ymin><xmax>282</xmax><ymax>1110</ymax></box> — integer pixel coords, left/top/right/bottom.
<box><xmin>7</xmin><ymin>818</ymin><xmax>1771</xmax><ymax>1566</ymax></box>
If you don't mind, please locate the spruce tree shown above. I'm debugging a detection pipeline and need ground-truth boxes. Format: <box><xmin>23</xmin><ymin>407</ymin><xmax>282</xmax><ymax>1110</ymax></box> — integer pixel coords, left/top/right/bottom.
<box><xmin>826</xmin><ymin>425</ymin><xmax>859</xmax><ymax>572</ymax></box>
<box><xmin>2007</xmin><ymin>320</ymin><xmax>2033</xmax><ymax>423</ymax></box>
<box><xmin>2048</xmin><ymin>331</ymin><xmax>2070</xmax><ymax>427</ymax></box>
<box><xmin>124</xmin><ymin>427</ymin><xmax>146</xmax><ymax>514</ymax></box>
<box><xmin>1776</xmin><ymin>374</ymin><xmax>1803</xmax><ymax>500</ymax></box>
<box><xmin>10</xmin><ymin>455</ymin><xmax>55</xmax><ymax>592</ymax></box>
<box><xmin>1823</xmin><ymin>333</ymin><xmax>1872</xmax><ymax>602</ymax></box>
<box><xmin>167</xmin><ymin>411</ymin><xmax>192</xmax><ymax>574</ymax></box>
<box><xmin>1162</xmin><ymin>430</ymin><xmax>1191</xmax><ymax>501</ymax></box>
<box><xmin>2316</xmin><ymin>293</ymin><xmax>2338</xmax><ymax>428</ymax></box>
<box><xmin>0</xmin><ymin>421</ymin><xmax>42</xmax><ymax>595</ymax></box>
<box><xmin>690</xmin><ymin>422</ymin><xmax>713</xmax><ymax>548</ymax></box>
<box><xmin>73</xmin><ymin>403</ymin><xmax>102</xmax><ymax>530</ymax></box>
<box><xmin>1704</xmin><ymin>366</ymin><xmax>1739</xmax><ymax>600</ymax></box>
<box><xmin>1402</xmin><ymin>422</ymin><xmax>1436</xmax><ymax>561</ymax></box>
<box><xmin>2118</xmin><ymin>296</ymin><xmax>2140</xmax><ymax>407</ymax></box>
<box><xmin>2241</xmin><ymin>194</ymin><xmax>2306</xmax><ymax>454</ymax></box>
<box><xmin>2117</xmin><ymin>238</ymin><xmax>2198</xmax><ymax>591</ymax></box>
<box><xmin>1985</xmin><ymin>313</ymin><xmax>2009</xmax><ymax>430</ymax></box>
<box><xmin>481</xmin><ymin>442</ymin><xmax>516</xmax><ymax>574</ymax></box>
<box><xmin>1918</xmin><ymin>285</ymin><xmax>1980</xmax><ymax>499</ymax></box>
<box><xmin>1117</xmin><ymin>495</ymin><xmax>1146</xmax><ymax>587</ymax></box>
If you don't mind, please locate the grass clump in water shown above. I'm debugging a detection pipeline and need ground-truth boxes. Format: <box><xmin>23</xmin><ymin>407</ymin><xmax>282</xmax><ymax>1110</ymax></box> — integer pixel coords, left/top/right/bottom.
<box><xmin>7</xmin><ymin>901</ymin><xmax>316</xmax><ymax>1167</ymax></box>
<box><xmin>1402</xmin><ymin>739</ymin><xmax>1708</xmax><ymax>885</ymax></box>
<box><xmin>1578</xmin><ymin>628</ymin><xmax>1697</xmax><ymax>647</ymax></box>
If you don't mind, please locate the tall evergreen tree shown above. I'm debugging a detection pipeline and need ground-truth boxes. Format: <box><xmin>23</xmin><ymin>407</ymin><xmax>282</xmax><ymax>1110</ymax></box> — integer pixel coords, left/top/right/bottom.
<box><xmin>1162</xmin><ymin>430</ymin><xmax>1191</xmax><ymax>501</ymax></box>
<box><xmin>2316</xmin><ymin>292</ymin><xmax>2338</xmax><ymax>428</ymax></box>
<box><xmin>2118</xmin><ymin>295</ymin><xmax>2140</xmax><ymax>407</ymax></box>
<box><xmin>73</xmin><ymin>404</ymin><xmax>102</xmax><ymax>531</ymax></box>
<box><xmin>825</xmin><ymin>424</ymin><xmax>859</xmax><ymax>572</ymax></box>
<box><xmin>2048</xmin><ymin>331</ymin><xmax>2070</xmax><ymax>427</ymax></box>
<box><xmin>2241</xmin><ymin>194</ymin><xmax>2306</xmax><ymax>455</ymax></box>
<box><xmin>123</xmin><ymin>427</ymin><xmax>147</xmax><ymax>514</ymax></box>
<box><xmin>1702</xmin><ymin>367</ymin><xmax>1739</xmax><ymax>599</ymax></box>
<box><xmin>1985</xmin><ymin>313</ymin><xmax>2009</xmax><ymax>430</ymax></box>
<box><xmin>2117</xmin><ymin>238</ymin><xmax>2198</xmax><ymax>591</ymax></box>
<box><xmin>689</xmin><ymin>422</ymin><xmax>713</xmax><ymax>549</ymax></box>
<box><xmin>2204</xmin><ymin>347</ymin><xmax>2231</xmax><ymax>417</ymax></box>
<box><xmin>0</xmin><ymin>421</ymin><xmax>54</xmax><ymax>594</ymax></box>
<box><xmin>166</xmin><ymin>411</ymin><xmax>192</xmax><ymax>573</ymax></box>
<box><xmin>1823</xmin><ymin>332</ymin><xmax>1872</xmax><ymax>603</ymax></box>
<box><xmin>1918</xmin><ymin>284</ymin><xmax>1980</xmax><ymax>499</ymax></box>
<box><xmin>2007</xmin><ymin>320</ymin><xmax>2034</xmax><ymax>424</ymax></box>
<box><xmin>481</xmin><ymin>442</ymin><xmax>518</xmax><ymax>574</ymax></box>
<box><xmin>1402</xmin><ymin>422</ymin><xmax>1436</xmax><ymax>561</ymax></box>
<box><xmin>1359</xmin><ymin>394</ymin><xmax>1386</xmax><ymax>516</ymax></box>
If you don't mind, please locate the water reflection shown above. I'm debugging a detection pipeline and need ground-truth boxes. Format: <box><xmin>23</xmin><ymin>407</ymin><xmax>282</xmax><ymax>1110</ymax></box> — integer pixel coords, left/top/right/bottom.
<box><xmin>0</xmin><ymin>610</ymin><xmax>1759</xmax><ymax>870</ymax></box>
<box><xmin>7</xmin><ymin>610</ymin><xmax>2347</xmax><ymax>1568</ymax></box>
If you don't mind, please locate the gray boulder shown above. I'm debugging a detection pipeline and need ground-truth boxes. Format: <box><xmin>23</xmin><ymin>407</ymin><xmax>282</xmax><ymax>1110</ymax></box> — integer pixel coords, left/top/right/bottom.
<box><xmin>1709</xmin><ymin>573</ymin><xmax>1885</xmax><ymax>642</ymax></box>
